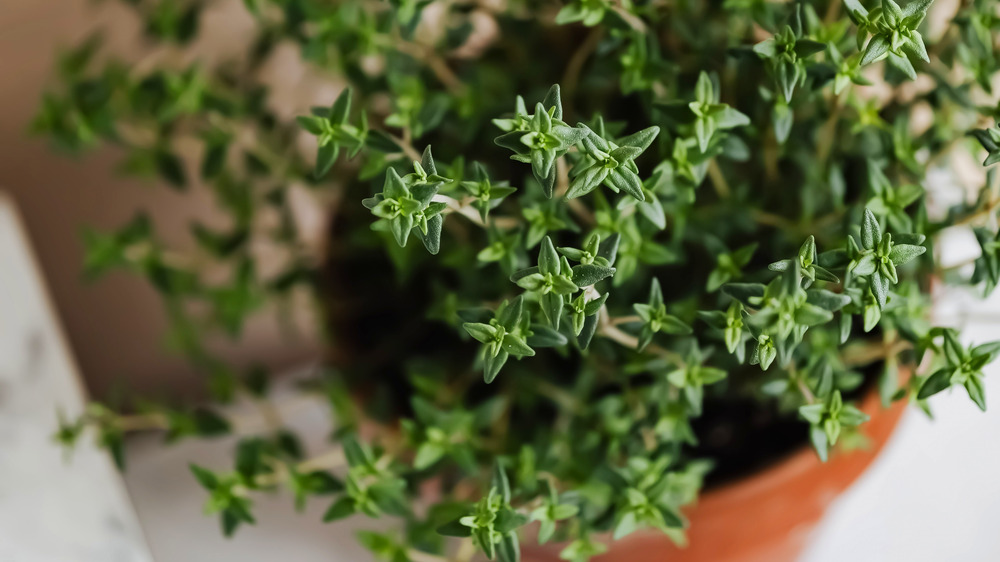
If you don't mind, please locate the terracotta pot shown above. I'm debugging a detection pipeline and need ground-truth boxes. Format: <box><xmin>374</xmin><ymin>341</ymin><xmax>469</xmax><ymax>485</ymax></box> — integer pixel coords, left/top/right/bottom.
<box><xmin>522</xmin><ymin>380</ymin><xmax>909</xmax><ymax>562</ymax></box>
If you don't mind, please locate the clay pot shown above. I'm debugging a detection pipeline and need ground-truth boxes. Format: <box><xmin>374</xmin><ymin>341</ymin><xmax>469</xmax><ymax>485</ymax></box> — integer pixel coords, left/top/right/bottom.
<box><xmin>522</xmin><ymin>380</ymin><xmax>909</xmax><ymax>562</ymax></box>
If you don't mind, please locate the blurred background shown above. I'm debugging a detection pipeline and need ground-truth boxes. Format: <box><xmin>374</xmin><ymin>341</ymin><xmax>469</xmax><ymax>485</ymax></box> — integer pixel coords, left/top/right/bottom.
<box><xmin>1</xmin><ymin>0</ymin><xmax>321</xmax><ymax>401</ymax></box>
<box><xmin>2</xmin><ymin>1</ymin><xmax>1000</xmax><ymax>561</ymax></box>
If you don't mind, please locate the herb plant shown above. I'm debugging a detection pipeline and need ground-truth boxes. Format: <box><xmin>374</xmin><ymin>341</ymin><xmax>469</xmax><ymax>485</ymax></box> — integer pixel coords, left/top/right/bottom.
<box><xmin>38</xmin><ymin>0</ymin><xmax>1000</xmax><ymax>560</ymax></box>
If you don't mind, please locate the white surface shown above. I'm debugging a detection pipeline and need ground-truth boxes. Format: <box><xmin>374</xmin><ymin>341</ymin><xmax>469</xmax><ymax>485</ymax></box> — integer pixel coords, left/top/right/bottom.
<box><xmin>123</xmin><ymin>384</ymin><xmax>385</xmax><ymax>562</ymax></box>
<box><xmin>801</xmin><ymin>237</ymin><xmax>1000</xmax><ymax>562</ymax></box>
<box><xmin>802</xmin><ymin>306</ymin><xmax>1000</xmax><ymax>561</ymax></box>
<box><xmin>0</xmin><ymin>194</ymin><xmax>152</xmax><ymax>562</ymax></box>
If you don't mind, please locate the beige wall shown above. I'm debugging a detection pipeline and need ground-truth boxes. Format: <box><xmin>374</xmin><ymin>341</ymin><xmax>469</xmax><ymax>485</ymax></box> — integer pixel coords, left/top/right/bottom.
<box><xmin>0</xmin><ymin>0</ymin><xmax>321</xmax><ymax>399</ymax></box>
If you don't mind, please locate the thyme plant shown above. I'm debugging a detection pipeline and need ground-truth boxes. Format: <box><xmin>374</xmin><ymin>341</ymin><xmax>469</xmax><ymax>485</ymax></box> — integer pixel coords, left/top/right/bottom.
<box><xmin>38</xmin><ymin>0</ymin><xmax>1000</xmax><ymax>560</ymax></box>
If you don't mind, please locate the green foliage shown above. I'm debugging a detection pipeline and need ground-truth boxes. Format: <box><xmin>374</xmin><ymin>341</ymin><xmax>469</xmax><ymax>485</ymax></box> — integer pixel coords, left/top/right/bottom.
<box><xmin>798</xmin><ymin>390</ymin><xmax>869</xmax><ymax>461</ymax></box>
<box><xmin>634</xmin><ymin>278</ymin><xmax>691</xmax><ymax>351</ymax></box>
<box><xmin>495</xmin><ymin>86</ymin><xmax>585</xmax><ymax>197</ymax></box>
<box><xmin>439</xmin><ymin>465</ymin><xmax>528</xmax><ymax>561</ymax></box>
<box><xmin>752</xmin><ymin>9</ymin><xmax>826</xmax><ymax>102</ymax></box>
<box><xmin>846</xmin><ymin>0</ymin><xmax>934</xmax><ymax>79</ymax></box>
<box><xmin>298</xmin><ymin>88</ymin><xmax>369</xmax><ymax>178</ymax></box>
<box><xmin>565</xmin><ymin>123</ymin><xmax>659</xmax><ymax>201</ymax></box>
<box><xmin>845</xmin><ymin>208</ymin><xmax>926</xmax><ymax>309</ymax></box>
<box><xmin>973</xmin><ymin>226</ymin><xmax>1000</xmax><ymax>296</ymax></box>
<box><xmin>190</xmin><ymin>463</ymin><xmax>257</xmax><ymax>536</ymax></box>
<box><xmin>918</xmin><ymin>329</ymin><xmax>1000</xmax><ymax>411</ymax></box>
<box><xmin>362</xmin><ymin>148</ymin><xmax>449</xmax><ymax>253</ymax></box>
<box><xmin>529</xmin><ymin>480</ymin><xmax>580</xmax><ymax>545</ymax></box>
<box><xmin>463</xmin><ymin>296</ymin><xmax>535</xmax><ymax>383</ymax></box>
<box><xmin>971</xmin><ymin>124</ymin><xmax>1000</xmax><ymax>167</ymax></box>
<box><xmin>38</xmin><ymin>0</ymin><xmax>1000</xmax><ymax>560</ymax></box>
<box><xmin>608</xmin><ymin>455</ymin><xmax>686</xmax><ymax>540</ymax></box>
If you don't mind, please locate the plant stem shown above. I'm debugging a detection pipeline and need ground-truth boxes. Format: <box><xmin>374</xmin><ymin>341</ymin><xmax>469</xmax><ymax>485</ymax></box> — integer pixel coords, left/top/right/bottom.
<box><xmin>297</xmin><ymin>448</ymin><xmax>347</xmax><ymax>473</ymax></box>
<box><xmin>750</xmin><ymin>209</ymin><xmax>800</xmax><ymax>232</ymax></box>
<box><xmin>787</xmin><ymin>362</ymin><xmax>815</xmax><ymax>403</ymax></box>
<box><xmin>254</xmin><ymin>448</ymin><xmax>347</xmax><ymax>488</ymax></box>
<box><xmin>797</xmin><ymin>378</ymin><xmax>816</xmax><ymax>403</ymax></box>
<box><xmin>116</xmin><ymin>413</ymin><xmax>168</xmax><ymax>431</ymax></box>
<box><xmin>841</xmin><ymin>339</ymin><xmax>912</xmax><ymax>368</ymax></box>
<box><xmin>555</xmin><ymin>156</ymin><xmax>596</xmax><ymax>226</ymax></box>
<box><xmin>561</xmin><ymin>27</ymin><xmax>605</xmax><ymax>120</ymax></box>
<box><xmin>252</xmin><ymin>397</ymin><xmax>284</xmax><ymax>432</ymax></box>
<box><xmin>535</xmin><ymin>379</ymin><xmax>583</xmax><ymax>412</ymax></box>
<box><xmin>387</xmin><ymin>132</ymin><xmax>422</xmax><ymax>161</ymax></box>
<box><xmin>610</xmin><ymin>314</ymin><xmax>641</xmax><ymax>326</ymax></box>
<box><xmin>707</xmin><ymin>158</ymin><xmax>731</xmax><ymax>199</ymax></box>
<box><xmin>395</xmin><ymin>40</ymin><xmax>466</xmax><ymax>97</ymax></box>
<box><xmin>611</xmin><ymin>4</ymin><xmax>647</xmax><ymax>32</ymax></box>
<box><xmin>955</xmin><ymin>197</ymin><xmax>1000</xmax><ymax>227</ymax></box>
<box><xmin>597</xmin><ymin>307</ymin><xmax>685</xmax><ymax>366</ymax></box>
<box><xmin>816</xmin><ymin>93</ymin><xmax>843</xmax><ymax>165</ymax></box>
<box><xmin>407</xmin><ymin>550</ymin><xmax>449</xmax><ymax>562</ymax></box>
<box><xmin>434</xmin><ymin>194</ymin><xmax>520</xmax><ymax>228</ymax></box>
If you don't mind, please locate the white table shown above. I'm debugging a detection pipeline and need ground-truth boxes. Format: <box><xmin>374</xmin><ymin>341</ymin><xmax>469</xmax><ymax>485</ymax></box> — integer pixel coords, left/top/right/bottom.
<box><xmin>802</xmin><ymin>281</ymin><xmax>1000</xmax><ymax>562</ymax></box>
<box><xmin>0</xmin><ymin>194</ymin><xmax>152</xmax><ymax>562</ymax></box>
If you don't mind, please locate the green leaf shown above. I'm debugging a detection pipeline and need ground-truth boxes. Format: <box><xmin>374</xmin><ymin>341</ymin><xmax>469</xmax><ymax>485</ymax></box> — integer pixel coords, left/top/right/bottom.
<box><xmin>495</xmin><ymin>508</ymin><xmax>529</xmax><ymax>534</ymax></box>
<box><xmin>493</xmin><ymin>463</ymin><xmax>512</xmax><ymax>502</ymax></box>
<box><xmin>571</xmin><ymin>264</ymin><xmax>615</xmax><ymax>286</ymax></box>
<box><xmin>155</xmin><ymin>150</ymin><xmax>187</xmax><ymax>189</ymax></box>
<box><xmin>342</xmin><ymin>435</ymin><xmax>372</xmax><ymax>467</ymax></box>
<box><xmin>502</xmin><ymin>334</ymin><xmax>535</xmax><ymax>357</ymax></box>
<box><xmin>716</xmin><ymin>106</ymin><xmax>750</xmax><ymax>129</ymax></box>
<box><xmin>541</xmin><ymin>293</ymin><xmax>565</xmax><ymax>330</ymax></box>
<box><xmin>527</xmin><ymin>325</ymin><xmax>569</xmax><ymax>347</ymax></box>
<box><xmin>902</xmin><ymin>0</ymin><xmax>933</xmax><ymax>18</ymax></box>
<box><xmin>542</xmin><ymin>84</ymin><xmax>563</xmax><ymax>121</ymax></box>
<box><xmin>464</xmin><ymin>322</ymin><xmax>497</xmax><ymax>344</ymax></box>
<box><xmin>566</xmin><ymin>165</ymin><xmax>609</xmax><ymax>199</ymax></box>
<box><xmin>323</xmin><ymin>497</ymin><xmax>356</xmax><ymax>522</ymax></box>
<box><xmin>917</xmin><ymin>368</ymin><xmax>953</xmax><ymax>400</ymax></box>
<box><xmin>806</xmin><ymin>290</ymin><xmax>852</xmax><ymax>311</ymax></box>
<box><xmin>415</xmin><ymin>214</ymin><xmax>443</xmax><ymax>254</ymax></box>
<box><xmin>316</xmin><ymin>142</ymin><xmax>339</xmax><ymax>178</ymax></box>
<box><xmin>613</xmin><ymin>510</ymin><xmax>640</xmax><ymax>540</ymax></box>
<box><xmin>888</xmin><ymin>243</ymin><xmax>926</xmax><ymax>265</ymax></box>
<box><xmin>539</xmin><ymin>237</ymin><xmax>559</xmax><ymax>275</ymax></box>
<box><xmin>484</xmin><ymin>350</ymin><xmax>510</xmax><ymax>384</ymax></box>
<box><xmin>577</xmin><ymin>314</ymin><xmax>599</xmax><ymax>350</ymax></box>
<box><xmin>722</xmin><ymin>283</ymin><xmax>765</xmax><ymax>306</ymax></box>
<box><xmin>617</xmin><ymin>126</ymin><xmax>660</xmax><ymax>151</ymax></box>
<box><xmin>966</xmin><ymin>376</ymin><xmax>987</xmax><ymax>411</ymax></box>
<box><xmin>795</xmin><ymin>39</ymin><xmax>826</xmax><ymax>58</ymax></box>
<box><xmin>330</xmin><ymin>88</ymin><xmax>352</xmax><ymax>124</ymax></box>
<box><xmin>799</xmin><ymin>403</ymin><xmax>825</xmax><ymax>424</ymax></box>
<box><xmin>607</xmin><ymin>168</ymin><xmax>645</xmax><ymax>201</ymax></box>
<box><xmin>496</xmin><ymin>532</ymin><xmax>521</xmax><ymax>562</ymax></box>
<box><xmin>656</xmin><ymin>504</ymin><xmax>685</xmax><ymax>528</ymax></box>
<box><xmin>438</xmin><ymin>518</ymin><xmax>474</xmax><ymax>537</ymax></box>
<box><xmin>861</xmin><ymin>209</ymin><xmax>881</xmax><ymax>250</ymax></box>
<box><xmin>871</xmin><ymin>271</ymin><xmax>890</xmax><ymax>308</ymax></box>
<box><xmin>972</xmin><ymin>341</ymin><xmax>1000</xmax><ymax>362</ymax></box>
<box><xmin>795</xmin><ymin>303</ymin><xmax>834</xmax><ymax>325</ymax></box>
<box><xmin>414</xmin><ymin>442</ymin><xmax>446</xmax><ymax>469</ymax></box>
<box><xmin>810</xmin><ymin>424</ymin><xmax>830</xmax><ymax>462</ymax></box>
<box><xmin>193</xmin><ymin>408</ymin><xmax>230</xmax><ymax>436</ymax></box>
<box><xmin>189</xmin><ymin>464</ymin><xmax>218</xmax><ymax>490</ymax></box>
<box><xmin>861</xmin><ymin>35</ymin><xmax>890</xmax><ymax>66</ymax></box>
<box><xmin>296</xmin><ymin>115</ymin><xmax>325</xmax><ymax>135</ymax></box>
